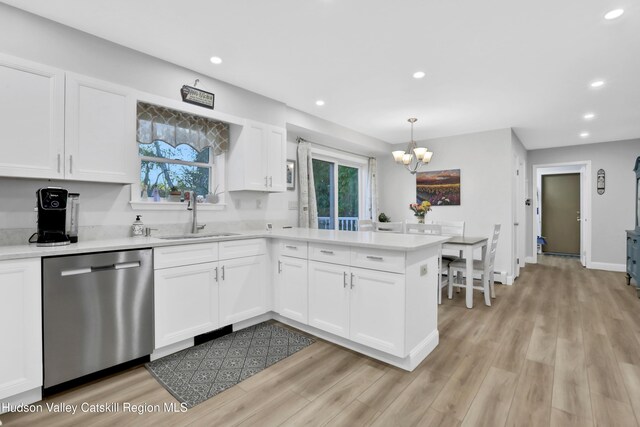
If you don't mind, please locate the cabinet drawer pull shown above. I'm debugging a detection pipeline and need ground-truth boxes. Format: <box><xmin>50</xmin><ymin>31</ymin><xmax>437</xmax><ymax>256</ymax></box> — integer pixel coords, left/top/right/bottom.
<box><xmin>285</xmin><ymin>245</ymin><xmax>298</xmax><ymax>250</ymax></box>
<box><xmin>320</xmin><ymin>250</ymin><xmax>334</xmax><ymax>255</ymax></box>
<box><xmin>69</xmin><ymin>155</ymin><xmax>73</xmax><ymax>174</ymax></box>
<box><xmin>57</xmin><ymin>154</ymin><xmax>61</xmax><ymax>173</ymax></box>
<box><xmin>215</xmin><ymin>266</ymin><xmax>219</xmax><ymax>282</ymax></box>
<box><xmin>278</xmin><ymin>260</ymin><xmax>282</xmax><ymax>273</ymax></box>
<box><xmin>265</xmin><ymin>176</ymin><xmax>268</xmax><ymax>187</ymax></box>
<box><xmin>221</xmin><ymin>265</ymin><xmax>225</xmax><ymax>280</ymax></box>
<box><xmin>366</xmin><ymin>255</ymin><xmax>384</xmax><ymax>261</ymax></box>
<box><xmin>269</xmin><ymin>176</ymin><xmax>273</xmax><ymax>187</ymax></box>
<box><xmin>350</xmin><ymin>273</ymin><xmax>355</xmax><ymax>289</ymax></box>
<box><xmin>343</xmin><ymin>272</ymin><xmax>348</xmax><ymax>288</ymax></box>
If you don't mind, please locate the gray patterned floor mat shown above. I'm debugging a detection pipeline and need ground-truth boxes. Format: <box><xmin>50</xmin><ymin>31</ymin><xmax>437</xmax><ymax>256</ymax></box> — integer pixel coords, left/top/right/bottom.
<box><xmin>146</xmin><ymin>322</ymin><xmax>314</xmax><ymax>407</ymax></box>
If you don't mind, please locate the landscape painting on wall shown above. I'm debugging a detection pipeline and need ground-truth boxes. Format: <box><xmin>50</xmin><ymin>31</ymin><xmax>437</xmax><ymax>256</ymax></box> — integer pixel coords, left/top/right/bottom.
<box><xmin>416</xmin><ymin>169</ymin><xmax>461</xmax><ymax>206</ymax></box>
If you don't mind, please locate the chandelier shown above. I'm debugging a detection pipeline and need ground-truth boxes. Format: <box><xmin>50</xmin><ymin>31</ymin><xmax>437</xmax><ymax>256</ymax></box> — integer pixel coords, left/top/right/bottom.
<box><xmin>391</xmin><ymin>118</ymin><xmax>433</xmax><ymax>174</ymax></box>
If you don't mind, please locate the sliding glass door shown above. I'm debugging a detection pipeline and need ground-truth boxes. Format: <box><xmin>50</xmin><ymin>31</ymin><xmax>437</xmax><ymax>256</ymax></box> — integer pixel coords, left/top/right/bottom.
<box><xmin>313</xmin><ymin>157</ymin><xmax>362</xmax><ymax>231</ymax></box>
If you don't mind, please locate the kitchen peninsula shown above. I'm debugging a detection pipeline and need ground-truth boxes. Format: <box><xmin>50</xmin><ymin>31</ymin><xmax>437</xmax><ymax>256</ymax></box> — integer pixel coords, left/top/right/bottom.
<box><xmin>0</xmin><ymin>227</ymin><xmax>447</xmax><ymax>410</ymax></box>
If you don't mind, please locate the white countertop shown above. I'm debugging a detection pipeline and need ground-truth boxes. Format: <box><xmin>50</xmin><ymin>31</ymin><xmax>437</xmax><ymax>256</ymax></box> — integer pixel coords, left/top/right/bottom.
<box><xmin>0</xmin><ymin>228</ymin><xmax>449</xmax><ymax>261</ymax></box>
<box><xmin>268</xmin><ymin>228</ymin><xmax>449</xmax><ymax>251</ymax></box>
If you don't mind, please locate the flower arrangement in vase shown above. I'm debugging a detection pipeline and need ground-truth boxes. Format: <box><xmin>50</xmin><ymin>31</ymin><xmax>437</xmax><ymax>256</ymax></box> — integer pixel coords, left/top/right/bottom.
<box><xmin>409</xmin><ymin>201</ymin><xmax>432</xmax><ymax>223</ymax></box>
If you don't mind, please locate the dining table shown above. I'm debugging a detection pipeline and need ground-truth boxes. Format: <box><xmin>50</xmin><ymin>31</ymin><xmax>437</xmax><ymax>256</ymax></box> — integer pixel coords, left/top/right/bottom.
<box><xmin>442</xmin><ymin>236</ymin><xmax>489</xmax><ymax>308</ymax></box>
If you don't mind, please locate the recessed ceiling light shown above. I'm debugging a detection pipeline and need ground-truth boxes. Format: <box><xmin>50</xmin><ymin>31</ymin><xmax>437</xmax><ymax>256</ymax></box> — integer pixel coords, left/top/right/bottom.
<box><xmin>580</xmin><ymin>132</ymin><xmax>590</xmax><ymax>138</ymax></box>
<box><xmin>604</xmin><ymin>9</ymin><xmax>624</xmax><ymax>20</ymax></box>
<box><xmin>583</xmin><ymin>113</ymin><xmax>595</xmax><ymax>120</ymax></box>
<box><xmin>315</xmin><ymin>100</ymin><xmax>325</xmax><ymax>106</ymax></box>
<box><xmin>412</xmin><ymin>71</ymin><xmax>426</xmax><ymax>79</ymax></box>
<box><xmin>209</xmin><ymin>56</ymin><xmax>222</xmax><ymax>65</ymax></box>
<box><xmin>590</xmin><ymin>80</ymin><xmax>605</xmax><ymax>88</ymax></box>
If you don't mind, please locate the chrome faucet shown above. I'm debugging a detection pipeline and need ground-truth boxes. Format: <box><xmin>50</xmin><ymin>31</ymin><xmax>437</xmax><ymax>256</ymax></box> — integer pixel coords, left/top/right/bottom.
<box><xmin>187</xmin><ymin>191</ymin><xmax>205</xmax><ymax>234</ymax></box>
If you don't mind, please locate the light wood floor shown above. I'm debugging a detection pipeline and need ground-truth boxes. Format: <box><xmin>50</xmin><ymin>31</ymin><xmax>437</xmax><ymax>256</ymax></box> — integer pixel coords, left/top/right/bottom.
<box><xmin>2</xmin><ymin>256</ymin><xmax>638</xmax><ymax>426</ymax></box>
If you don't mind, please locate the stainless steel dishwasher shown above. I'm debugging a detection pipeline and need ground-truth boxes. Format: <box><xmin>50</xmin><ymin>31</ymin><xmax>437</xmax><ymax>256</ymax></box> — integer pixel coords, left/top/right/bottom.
<box><xmin>43</xmin><ymin>249</ymin><xmax>153</xmax><ymax>389</ymax></box>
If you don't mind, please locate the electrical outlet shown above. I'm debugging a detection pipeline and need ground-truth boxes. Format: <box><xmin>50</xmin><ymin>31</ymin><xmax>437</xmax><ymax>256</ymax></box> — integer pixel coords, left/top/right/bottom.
<box><xmin>420</xmin><ymin>265</ymin><xmax>428</xmax><ymax>276</ymax></box>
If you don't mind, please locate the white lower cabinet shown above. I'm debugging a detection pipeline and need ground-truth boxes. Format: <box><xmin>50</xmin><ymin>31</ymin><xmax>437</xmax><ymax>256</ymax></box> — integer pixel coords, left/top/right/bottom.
<box><xmin>308</xmin><ymin>261</ymin><xmax>350</xmax><ymax>338</ymax></box>
<box><xmin>154</xmin><ymin>262</ymin><xmax>219</xmax><ymax>348</ymax></box>
<box><xmin>154</xmin><ymin>239</ymin><xmax>268</xmax><ymax>349</ymax></box>
<box><xmin>219</xmin><ymin>255</ymin><xmax>267</xmax><ymax>325</ymax></box>
<box><xmin>308</xmin><ymin>260</ymin><xmax>405</xmax><ymax>356</ymax></box>
<box><xmin>0</xmin><ymin>258</ymin><xmax>42</xmax><ymax>401</ymax></box>
<box><xmin>276</xmin><ymin>255</ymin><xmax>309</xmax><ymax>324</ymax></box>
<box><xmin>349</xmin><ymin>267</ymin><xmax>404</xmax><ymax>356</ymax></box>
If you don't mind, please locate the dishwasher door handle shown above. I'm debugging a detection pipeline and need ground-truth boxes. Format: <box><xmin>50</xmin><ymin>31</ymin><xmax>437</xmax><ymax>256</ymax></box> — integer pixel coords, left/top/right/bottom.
<box><xmin>61</xmin><ymin>261</ymin><xmax>141</xmax><ymax>276</ymax></box>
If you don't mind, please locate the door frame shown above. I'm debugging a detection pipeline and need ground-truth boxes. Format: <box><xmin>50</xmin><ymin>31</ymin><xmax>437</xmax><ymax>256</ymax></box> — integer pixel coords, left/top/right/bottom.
<box><xmin>531</xmin><ymin>161</ymin><xmax>591</xmax><ymax>267</ymax></box>
<box><xmin>512</xmin><ymin>154</ymin><xmax>526</xmax><ymax>279</ymax></box>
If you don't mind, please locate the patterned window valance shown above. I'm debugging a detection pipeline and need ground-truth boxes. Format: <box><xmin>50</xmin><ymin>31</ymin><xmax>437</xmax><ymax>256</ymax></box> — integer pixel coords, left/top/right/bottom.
<box><xmin>136</xmin><ymin>102</ymin><xmax>229</xmax><ymax>155</ymax></box>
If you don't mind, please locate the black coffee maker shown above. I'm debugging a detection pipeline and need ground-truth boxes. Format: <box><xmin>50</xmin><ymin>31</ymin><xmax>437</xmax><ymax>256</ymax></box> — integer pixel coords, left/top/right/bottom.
<box><xmin>35</xmin><ymin>187</ymin><xmax>70</xmax><ymax>246</ymax></box>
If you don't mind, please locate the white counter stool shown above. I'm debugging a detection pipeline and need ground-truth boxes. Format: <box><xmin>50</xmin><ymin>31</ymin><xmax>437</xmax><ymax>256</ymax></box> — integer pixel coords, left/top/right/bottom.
<box><xmin>406</xmin><ymin>223</ymin><xmax>448</xmax><ymax>303</ymax></box>
<box><xmin>448</xmin><ymin>224</ymin><xmax>501</xmax><ymax>306</ymax></box>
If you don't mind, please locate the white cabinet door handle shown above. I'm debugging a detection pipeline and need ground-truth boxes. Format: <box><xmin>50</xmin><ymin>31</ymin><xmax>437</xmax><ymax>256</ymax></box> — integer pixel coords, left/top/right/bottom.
<box><xmin>366</xmin><ymin>255</ymin><xmax>384</xmax><ymax>261</ymax></box>
<box><xmin>285</xmin><ymin>245</ymin><xmax>297</xmax><ymax>250</ymax></box>
<box><xmin>269</xmin><ymin>176</ymin><xmax>273</xmax><ymax>187</ymax></box>
<box><xmin>69</xmin><ymin>155</ymin><xmax>73</xmax><ymax>174</ymax></box>
<box><xmin>343</xmin><ymin>272</ymin><xmax>348</xmax><ymax>288</ymax></box>
<box><xmin>320</xmin><ymin>250</ymin><xmax>334</xmax><ymax>255</ymax></box>
<box><xmin>350</xmin><ymin>273</ymin><xmax>355</xmax><ymax>289</ymax></box>
<box><xmin>57</xmin><ymin>154</ymin><xmax>61</xmax><ymax>173</ymax></box>
<box><xmin>221</xmin><ymin>265</ymin><xmax>225</xmax><ymax>280</ymax></box>
<box><xmin>265</xmin><ymin>176</ymin><xmax>268</xmax><ymax>187</ymax></box>
<box><xmin>214</xmin><ymin>266</ymin><xmax>219</xmax><ymax>282</ymax></box>
<box><xmin>278</xmin><ymin>260</ymin><xmax>282</xmax><ymax>273</ymax></box>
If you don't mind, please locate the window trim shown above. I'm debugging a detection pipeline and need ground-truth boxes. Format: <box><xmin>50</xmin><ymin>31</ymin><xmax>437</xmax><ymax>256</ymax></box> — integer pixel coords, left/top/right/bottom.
<box><xmin>311</xmin><ymin>146</ymin><xmax>368</xmax><ymax>230</ymax></box>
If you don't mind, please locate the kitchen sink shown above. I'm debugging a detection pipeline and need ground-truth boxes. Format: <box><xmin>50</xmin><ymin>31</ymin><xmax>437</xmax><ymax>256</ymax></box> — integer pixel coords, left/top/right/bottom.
<box><xmin>157</xmin><ymin>232</ymin><xmax>240</xmax><ymax>240</ymax></box>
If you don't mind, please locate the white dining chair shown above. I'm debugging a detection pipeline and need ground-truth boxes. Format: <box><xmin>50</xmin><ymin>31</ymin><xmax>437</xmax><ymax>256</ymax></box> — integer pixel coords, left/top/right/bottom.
<box><xmin>374</xmin><ymin>221</ymin><xmax>405</xmax><ymax>233</ymax></box>
<box><xmin>358</xmin><ymin>219</ymin><xmax>374</xmax><ymax>231</ymax></box>
<box><xmin>404</xmin><ymin>223</ymin><xmax>442</xmax><ymax>235</ymax></box>
<box><xmin>405</xmin><ymin>223</ymin><xmax>448</xmax><ymax>304</ymax></box>
<box><xmin>448</xmin><ymin>224</ymin><xmax>501</xmax><ymax>306</ymax></box>
<box><xmin>426</xmin><ymin>220</ymin><xmax>465</xmax><ymax>287</ymax></box>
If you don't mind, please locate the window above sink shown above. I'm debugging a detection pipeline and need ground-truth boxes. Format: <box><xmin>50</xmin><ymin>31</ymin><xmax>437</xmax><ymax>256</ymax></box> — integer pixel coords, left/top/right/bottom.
<box><xmin>128</xmin><ymin>92</ymin><xmax>245</xmax><ymax>211</ymax></box>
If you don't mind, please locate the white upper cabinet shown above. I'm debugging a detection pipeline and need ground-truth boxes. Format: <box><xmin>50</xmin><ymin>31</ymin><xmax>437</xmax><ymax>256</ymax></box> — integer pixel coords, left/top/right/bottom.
<box><xmin>64</xmin><ymin>73</ymin><xmax>136</xmax><ymax>183</ymax></box>
<box><xmin>0</xmin><ymin>53</ymin><xmax>65</xmax><ymax>179</ymax></box>
<box><xmin>0</xmin><ymin>54</ymin><xmax>136</xmax><ymax>183</ymax></box>
<box><xmin>266</xmin><ymin>126</ymin><xmax>286</xmax><ymax>191</ymax></box>
<box><xmin>227</xmin><ymin>119</ymin><xmax>286</xmax><ymax>192</ymax></box>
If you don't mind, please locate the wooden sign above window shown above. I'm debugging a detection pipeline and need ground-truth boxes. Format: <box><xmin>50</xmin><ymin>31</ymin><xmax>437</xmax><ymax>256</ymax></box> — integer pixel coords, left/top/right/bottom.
<box><xmin>180</xmin><ymin>85</ymin><xmax>215</xmax><ymax>109</ymax></box>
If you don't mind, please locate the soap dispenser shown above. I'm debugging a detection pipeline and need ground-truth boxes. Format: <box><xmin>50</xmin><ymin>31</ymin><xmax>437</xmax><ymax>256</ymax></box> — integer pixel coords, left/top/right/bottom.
<box><xmin>132</xmin><ymin>215</ymin><xmax>144</xmax><ymax>237</ymax></box>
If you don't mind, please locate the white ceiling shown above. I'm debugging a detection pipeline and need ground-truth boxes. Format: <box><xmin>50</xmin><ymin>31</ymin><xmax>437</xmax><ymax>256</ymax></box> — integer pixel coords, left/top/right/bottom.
<box><xmin>4</xmin><ymin>0</ymin><xmax>640</xmax><ymax>149</ymax></box>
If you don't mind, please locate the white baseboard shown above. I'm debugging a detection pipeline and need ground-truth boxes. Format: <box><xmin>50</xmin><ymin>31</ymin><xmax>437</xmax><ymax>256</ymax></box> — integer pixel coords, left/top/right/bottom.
<box><xmin>589</xmin><ymin>262</ymin><xmax>626</xmax><ymax>272</ymax></box>
<box><xmin>272</xmin><ymin>313</ymin><xmax>438</xmax><ymax>372</ymax></box>
<box><xmin>525</xmin><ymin>256</ymin><xmax>536</xmax><ymax>264</ymax></box>
<box><xmin>0</xmin><ymin>387</ymin><xmax>42</xmax><ymax>414</ymax></box>
<box><xmin>233</xmin><ymin>312</ymin><xmax>273</xmax><ymax>331</ymax></box>
<box><xmin>151</xmin><ymin>338</ymin><xmax>194</xmax><ymax>361</ymax></box>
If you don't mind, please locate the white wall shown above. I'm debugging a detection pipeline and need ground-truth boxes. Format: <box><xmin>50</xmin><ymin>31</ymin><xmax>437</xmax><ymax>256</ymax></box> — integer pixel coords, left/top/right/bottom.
<box><xmin>378</xmin><ymin>128</ymin><xmax>516</xmax><ymax>281</ymax></box>
<box><xmin>286</xmin><ymin>107</ymin><xmax>389</xmax><ymax>156</ymax></box>
<box><xmin>0</xmin><ymin>4</ymin><xmax>374</xmax><ymax>243</ymax></box>
<box><xmin>0</xmin><ymin>2</ymin><xmax>285</xmax><ymax>127</ymax></box>
<box><xmin>526</xmin><ymin>138</ymin><xmax>639</xmax><ymax>268</ymax></box>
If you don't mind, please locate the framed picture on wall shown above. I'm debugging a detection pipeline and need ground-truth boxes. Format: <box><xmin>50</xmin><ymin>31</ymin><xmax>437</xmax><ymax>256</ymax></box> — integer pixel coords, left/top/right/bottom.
<box><xmin>286</xmin><ymin>159</ymin><xmax>296</xmax><ymax>190</ymax></box>
<box><xmin>416</xmin><ymin>169</ymin><xmax>461</xmax><ymax>205</ymax></box>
